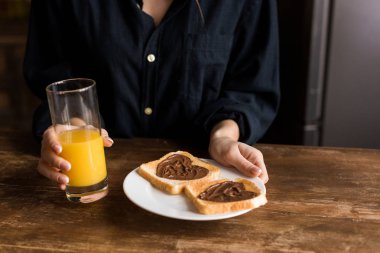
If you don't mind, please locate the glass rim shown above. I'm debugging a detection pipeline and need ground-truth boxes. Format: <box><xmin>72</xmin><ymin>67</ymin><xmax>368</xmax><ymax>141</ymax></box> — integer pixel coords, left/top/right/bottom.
<box><xmin>46</xmin><ymin>78</ymin><xmax>96</xmax><ymax>95</ymax></box>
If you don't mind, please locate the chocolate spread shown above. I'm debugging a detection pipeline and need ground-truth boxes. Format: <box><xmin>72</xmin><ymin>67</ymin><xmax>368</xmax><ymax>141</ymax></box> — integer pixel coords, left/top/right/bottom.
<box><xmin>156</xmin><ymin>154</ymin><xmax>208</xmax><ymax>180</ymax></box>
<box><xmin>198</xmin><ymin>181</ymin><xmax>256</xmax><ymax>202</ymax></box>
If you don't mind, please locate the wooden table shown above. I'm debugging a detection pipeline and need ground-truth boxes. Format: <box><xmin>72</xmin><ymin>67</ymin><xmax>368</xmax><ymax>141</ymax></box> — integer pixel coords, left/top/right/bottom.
<box><xmin>1</xmin><ymin>130</ymin><xmax>380</xmax><ymax>252</ymax></box>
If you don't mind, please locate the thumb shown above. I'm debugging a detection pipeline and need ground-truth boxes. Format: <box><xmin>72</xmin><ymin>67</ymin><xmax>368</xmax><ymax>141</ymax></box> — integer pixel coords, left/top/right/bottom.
<box><xmin>101</xmin><ymin>129</ymin><xmax>114</xmax><ymax>147</ymax></box>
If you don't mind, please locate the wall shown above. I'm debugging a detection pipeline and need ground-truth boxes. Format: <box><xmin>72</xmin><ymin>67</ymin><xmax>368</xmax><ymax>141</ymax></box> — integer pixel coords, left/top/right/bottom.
<box><xmin>0</xmin><ymin>0</ymin><xmax>38</xmax><ymax>131</ymax></box>
<box><xmin>322</xmin><ymin>0</ymin><xmax>380</xmax><ymax>148</ymax></box>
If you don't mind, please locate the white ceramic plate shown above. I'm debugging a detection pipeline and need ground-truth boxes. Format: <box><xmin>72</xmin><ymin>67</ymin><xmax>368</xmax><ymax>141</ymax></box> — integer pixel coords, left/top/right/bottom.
<box><xmin>123</xmin><ymin>159</ymin><xmax>266</xmax><ymax>221</ymax></box>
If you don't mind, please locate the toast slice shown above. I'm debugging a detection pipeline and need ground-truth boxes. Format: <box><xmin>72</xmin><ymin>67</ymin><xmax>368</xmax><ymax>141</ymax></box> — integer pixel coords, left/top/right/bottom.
<box><xmin>184</xmin><ymin>178</ymin><xmax>267</xmax><ymax>214</ymax></box>
<box><xmin>137</xmin><ymin>151</ymin><xmax>220</xmax><ymax>194</ymax></box>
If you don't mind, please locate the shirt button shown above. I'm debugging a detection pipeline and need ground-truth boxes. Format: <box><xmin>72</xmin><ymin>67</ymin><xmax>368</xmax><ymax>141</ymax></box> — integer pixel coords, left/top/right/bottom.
<box><xmin>144</xmin><ymin>107</ymin><xmax>153</xmax><ymax>115</ymax></box>
<box><xmin>147</xmin><ymin>54</ymin><xmax>156</xmax><ymax>63</ymax></box>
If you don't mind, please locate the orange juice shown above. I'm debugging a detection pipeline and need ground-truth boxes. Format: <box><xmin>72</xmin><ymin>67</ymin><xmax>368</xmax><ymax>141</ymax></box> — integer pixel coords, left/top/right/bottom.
<box><xmin>58</xmin><ymin>128</ymin><xmax>107</xmax><ymax>187</ymax></box>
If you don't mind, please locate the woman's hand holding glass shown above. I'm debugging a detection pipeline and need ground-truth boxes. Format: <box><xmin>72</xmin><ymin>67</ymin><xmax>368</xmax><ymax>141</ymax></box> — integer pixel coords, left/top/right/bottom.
<box><xmin>38</xmin><ymin>126</ymin><xmax>114</xmax><ymax>190</ymax></box>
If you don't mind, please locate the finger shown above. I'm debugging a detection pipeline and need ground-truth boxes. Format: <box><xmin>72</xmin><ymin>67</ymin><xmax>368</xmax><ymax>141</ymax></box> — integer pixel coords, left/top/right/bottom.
<box><xmin>69</xmin><ymin>117</ymin><xmax>86</xmax><ymax>126</ymax></box>
<box><xmin>238</xmin><ymin>143</ymin><xmax>268</xmax><ymax>180</ymax></box>
<box><xmin>226</xmin><ymin>148</ymin><xmax>261</xmax><ymax>177</ymax></box>
<box><xmin>255</xmin><ymin>156</ymin><xmax>269</xmax><ymax>184</ymax></box>
<box><xmin>239</xmin><ymin>143</ymin><xmax>269</xmax><ymax>176</ymax></box>
<box><xmin>101</xmin><ymin>129</ymin><xmax>114</xmax><ymax>147</ymax></box>
<box><xmin>255</xmin><ymin>160</ymin><xmax>269</xmax><ymax>184</ymax></box>
<box><xmin>37</xmin><ymin>160</ymin><xmax>69</xmax><ymax>186</ymax></box>
<box><xmin>241</xmin><ymin>145</ymin><xmax>269</xmax><ymax>183</ymax></box>
<box><xmin>259</xmin><ymin>172</ymin><xmax>269</xmax><ymax>184</ymax></box>
<box><xmin>42</xmin><ymin>127</ymin><xmax>62</xmax><ymax>154</ymax></box>
<box><xmin>40</xmin><ymin>147</ymin><xmax>71</xmax><ymax>171</ymax></box>
<box><xmin>58</xmin><ymin>183</ymin><xmax>67</xmax><ymax>191</ymax></box>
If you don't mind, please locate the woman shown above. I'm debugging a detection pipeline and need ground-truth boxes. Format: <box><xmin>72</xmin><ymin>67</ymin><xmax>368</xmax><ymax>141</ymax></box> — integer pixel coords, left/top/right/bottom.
<box><xmin>24</xmin><ymin>0</ymin><xmax>279</xmax><ymax>190</ymax></box>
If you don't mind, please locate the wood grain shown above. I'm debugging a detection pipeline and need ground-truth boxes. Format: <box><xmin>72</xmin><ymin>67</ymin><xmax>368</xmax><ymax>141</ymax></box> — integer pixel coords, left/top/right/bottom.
<box><xmin>0</xmin><ymin>130</ymin><xmax>379</xmax><ymax>252</ymax></box>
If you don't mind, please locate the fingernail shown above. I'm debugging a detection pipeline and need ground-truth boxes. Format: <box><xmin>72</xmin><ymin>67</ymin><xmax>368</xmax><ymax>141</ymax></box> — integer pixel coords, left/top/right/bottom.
<box><xmin>53</xmin><ymin>144</ymin><xmax>62</xmax><ymax>154</ymax></box>
<box><xmin>106</xmin><ymin>137</ymin><xmax>114</xmax><ymax>144</ymax></box>
<box><xmin>61</xmin><ymin>161</ymin><xmax>71</xmax><ymax>171</ymax></box>
<box><xmin>58</xmin><ymin>175</ymin><xmax>69</xmax><ymax>184</ymax></box>
<box><xmin>59</xmin><ymin>184</ymin><xmax>66</xmax><ymax>191</ymax></box>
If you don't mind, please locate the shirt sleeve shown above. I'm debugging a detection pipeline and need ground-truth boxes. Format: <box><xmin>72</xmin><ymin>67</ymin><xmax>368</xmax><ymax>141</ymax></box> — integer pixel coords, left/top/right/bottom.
<box><xmin>196</xmin><ymin>0</ymin><xmax>280</xmax><ymax>145</ymax></box>
<box><xmin>23</xmin><ymin>0</ymin><xmax>73</xmax><ymax>139</ymax></box>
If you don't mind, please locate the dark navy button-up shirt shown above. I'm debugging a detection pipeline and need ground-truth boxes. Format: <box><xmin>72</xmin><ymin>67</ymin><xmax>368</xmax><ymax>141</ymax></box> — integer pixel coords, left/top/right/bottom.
<box><xmin>24</xmin><ymin>0</ymin><xmax>280</xmax><ymax>144</ymax></box>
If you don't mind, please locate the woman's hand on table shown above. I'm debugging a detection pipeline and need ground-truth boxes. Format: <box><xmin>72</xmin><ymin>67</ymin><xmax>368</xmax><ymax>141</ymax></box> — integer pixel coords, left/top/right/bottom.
<box><xmin>38</xmin><ymin>126</ymin><xmax>113</xmax><ymax>190</ymax></box>
<box><xmin>208</xmin><ymin>120</ymin><xmax>269</xmax><ymax>184</ymax></box>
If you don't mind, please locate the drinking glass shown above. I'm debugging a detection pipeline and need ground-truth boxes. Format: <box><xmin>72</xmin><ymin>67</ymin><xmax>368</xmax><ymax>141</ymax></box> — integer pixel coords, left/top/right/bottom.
<box><xmin>46</xmin><ymin>78</ymin><xmax>108</xmax><ymax>203</ymax></box>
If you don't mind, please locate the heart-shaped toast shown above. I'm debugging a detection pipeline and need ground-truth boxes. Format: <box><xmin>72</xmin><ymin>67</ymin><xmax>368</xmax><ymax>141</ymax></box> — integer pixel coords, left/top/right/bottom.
<box><xmin>138</xmin><ymin>151</ymin><xmax>220</xmax><ymax>194</ymax></box>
